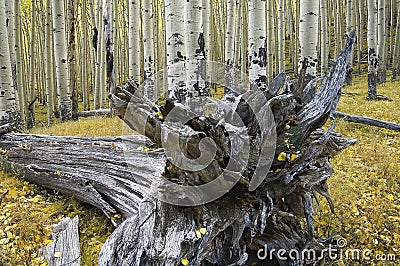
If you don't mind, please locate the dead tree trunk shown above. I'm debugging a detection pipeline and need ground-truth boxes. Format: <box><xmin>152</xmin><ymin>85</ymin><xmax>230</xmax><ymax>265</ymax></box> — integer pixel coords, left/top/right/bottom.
<box><xmin>0</xmin><ymin>32</ymin><xmax>357</xmax><ymax>265</ymax></box>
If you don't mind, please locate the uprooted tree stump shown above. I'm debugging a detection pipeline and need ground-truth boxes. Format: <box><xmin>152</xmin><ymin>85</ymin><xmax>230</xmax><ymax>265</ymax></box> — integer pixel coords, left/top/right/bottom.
<box><xmin>0</xmin><ymin>32</ymin><xmax>357</xmax><ymax>265</ymax></box>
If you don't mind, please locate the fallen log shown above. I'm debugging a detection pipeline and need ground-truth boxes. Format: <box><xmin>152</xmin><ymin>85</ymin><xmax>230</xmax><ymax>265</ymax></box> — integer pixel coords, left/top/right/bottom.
<box><xmin>333</xmin><ymin>111</ymin><xmax>400</xmax><ymax>132</ymax></box>
<box><xmin>44</xmin><ymin>216</ymin><xmax>81</xmax><ymax>266</ymax></box>
<box><xmin>0</xmin><ymin>31</ymin><xmax>357</xmax><ymax>265</ymax></box>
<box><xmin>77</xmin><ymin>109</ymin><xmax>112</xmax><ymax>117</ymax></box>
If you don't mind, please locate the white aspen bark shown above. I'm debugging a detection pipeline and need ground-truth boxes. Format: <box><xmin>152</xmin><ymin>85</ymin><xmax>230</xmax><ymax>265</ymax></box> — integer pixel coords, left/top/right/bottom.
<box><xmin>94</xmin><ymin>0</ymin><xmax>103</xmax><ymax>109</ymax></box>
<box><xmin>4</xmin><ymin>1</ymin><xmax>18</xmax><ymax>106</ymax></box>
<box><xmin>202</xmin><ymin>0</ymin><xmax>211</xmax><ymax>60</ymax></box>
<box><xmin>248</xmin><ymin>0</ymin><xmax>267</xmax><ymax>89</ymax></box>
<box><xmin>346</xmin><ymin>0</ymin><xmax>355</xmax><ymax>33</ymax></box>
<box><xmin>81</xmin><ymin>0</ymin><xmax>90</xmax><ymax>111</ymax></box>
<box><xmin>112</xmin><ymin>0</ymin><xmax>118</xmax><ymax>84</ymax></box>
<box><xmin>45</xmin><ymin>0</ymin><xmax>55</xmax><ymax>125</ymax></box>
<box><xmin>277</xmin><ymin>0</ymin><xmax>285</xmax><ymax>73</ymax></box>
<box><xmin>225</xmin><ymin>0</ymin><xmax>236</xmax><ymax>67</ymax></box>
<box><xmin>184</xmin><ymin>0</ymin><xmax>208</xmax><ymax>104</ymax></box>
<box><xmin>128</xmin><ymin>0</ymin><xmax>141</xmax><ymax>83</ymax></box>
<box><xmin>266</xmin><ymin>0</ymin><xmax>274</xmax><ymax>83</ymax></box>
<box><xmin>320</xmin><ymin>0</ymin><xmax>329</xmax><ymax>75</ymax></box>
<box><xmin>367</xmin><ymin>0</ymin><xmax>378</xmax><ymax>99</ymax></box>
<box><xmin>142</xmin><ymin>0</ymin><xmax>155</xmax><ymax>82</ymax></box>
<box><xmin>392</xmin><ymin>0</ymin><xmax>400</xmax><ymax>80</ymax></box>
<box><xmin>241</xmin><ymin>1</ymin><xmax>247</xmax><ymax>75</ymax></box>
<box><xmin>101</xmin><ymin>0</ymin><xmax>113</xmax><ymax>109</ymax></box>
<box><xmin>68</xmin><ymin>0</ymin><xmax>78</xmax><ymax>119</ymax></box>
<box><xmin>52</xmin><ymin>0</ymin><xmax>71</xmax><ymax>121</ymax></box>
<box><xmin>27</xmin><ymin>0</ymin><xmax>36</xmax><ymax>128</ymax></box>
<box><xmin>185</xmin><ymin>0</ymin><xmax>205</xmax><ymax>62</ymax></box>
<box><xmin>356</xmin><ymin>0</ymin><xmax>363</xmax><ymax>74</ymax></box>
<box><xmin>298</xmin><ymin>0</ymin><xmax>319</xmax><ymax>77</ymax></box>
<box><xmin>14</xmin><ymin>0</ymin><xmax>25</xmax><ymax>124</ymax></box>
<box><xmin>377</xmin><ymin>0</ymin><xmax>387</xmax><ymax>82</ymax></box>
<box><xmin>165</xmin><ymin>0</ymin><xmax>186</xmax><ymax>101</ymax></box>
<box><xmin>0</xmin><ymin>0</ymin><xmax>18</xmax><ymax>126</ymax></box>
<box><xmin>234</xmin><ymin>0</ymin><xmax>242</xmax><ymax>68</ymax></box>
<box><xmin>345</xmin><ymin>0</ymin><xmax>355</xmax><ymax>84</ymax></box>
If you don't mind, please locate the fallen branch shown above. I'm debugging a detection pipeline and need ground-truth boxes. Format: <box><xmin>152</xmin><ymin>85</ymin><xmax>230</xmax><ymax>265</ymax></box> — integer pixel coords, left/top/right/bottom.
<box><xmin>77</xmin><ymin>109</ymin><xmax>112</xmax><ymax>118</ymax></box>
<box><xmin>0</xmin><ymin>123</ymin><xmax>23</xmax><ymax>136</ymax></box>
<box><xmin>333</xmin><ymin>112</ymin><xmax>400</xmax><ymax>132</ymax></box>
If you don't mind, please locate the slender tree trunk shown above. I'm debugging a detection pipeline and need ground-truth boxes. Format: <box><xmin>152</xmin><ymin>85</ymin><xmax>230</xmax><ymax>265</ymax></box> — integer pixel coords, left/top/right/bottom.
<box><xmin>165</xmin><ymin>0</ymin><xmax>186</xmax><ymax>101</ymax></box>
<box><xmin>4</xmin><ymin>2</ymin><xmax>18</xmax><ymax>110</ymax></box>
<box><xmin>248</xmin><ymin>0</ymin><xmax>266</xmax><ymax>90</ymax></box>
<box><xmin>320</xmin><ymin>0</ymin><xmax>329</xmax><ymax>75</ymax></box>
<box><xmin>45</xmin><ymin>0</ymin><xmax>55</xmax><ymax>125</ymax></box>
<box><xmin>377</xmin><ymin>0</ymin><xmax>387</xmax><ymax>83</ymax></box>
<box><xmin>202</xmin><ymin>0</ymin><xmax>211</xmax><ymax>60</ymax></box>
<box><xmin>104</xmin><ymin>0</ymin><xmax>115</xmax><ymax>106</ymax></box>
<box><xmin>266</xmin><ymin>0</ymin><xmax>274</xmax><ymax>82</ymax></box>
<box><xmin>345</xmin><ymin>0</ymin><xmax>355</xmax><ymax>84</ymax></box>
<box><xmin>142</xmin><ymin>0</ymin><xmax>154</xmax><ymax>83</ymax></box>
<box><xmin>52</xmin><ymin>0</ymin><xmax>72</xmax><ymax>120</ymax></box>
<box><xmin>298</xmin><ymin>0</ymin><xmax>320</xmax><ymax>77</ymax></box>
<box><xmin>14</xmin><ymin>0</ymin><xmax>26</xmax><ymax>125</ymax></box>
<box><xmin>94</xmin><ymin>1</ymin><xmax>103</xmax><ymax>110</ymax></box>
<box><xmin>392</xmin><ymin>0</ymin><xmax>400</xmax><ymax>80</ymax></box>
<box><xmin>0</xmin><ymin>0</ymin><xmax>19</xmax><ymax>127</ymax></box>
<box><xmin>81</xmin><ymin>0</ymin><xmax>90</xmax><ymax>111</ymax></box>
<box><xmin>356</xmin><ymin>0</ymin><xmax>364</xmax><ymax>74</ymax></box>
<box><xmin>277</xmin><ymin>0</ymin><xmax>285</xmax><ymax>73</ymax></box>
<box><xmin>27</xmin><ymin>0</ymin><xmax>37</xmax><ymax>128</ymax></box>
<box><xmin>68</xmin><ymin>0</ymin><xmax>78</xmax><ymax>120</ymax></box>
<box><xmin>367</xmin><ymin>0</ymin><xmax>378</xmax><ymax>99</ymax></box>
<box><xmin>99</xmin><ymin>1</ymin><xmax>107</xmax><ymax>110</ymax></box>
<box><xmin>128</xmin><ymin>0</ymin><xmax>141</xmax><ymax>84</ymax></box>
<box><xmin>225</xmin><ymin>0</ymin><xmax>236</xmax><ymax>67</ymax></box>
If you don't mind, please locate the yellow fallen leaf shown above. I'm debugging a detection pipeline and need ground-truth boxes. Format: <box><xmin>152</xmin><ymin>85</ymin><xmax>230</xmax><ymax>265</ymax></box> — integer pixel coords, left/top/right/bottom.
<box><xmin>54</xmin><ymin>252</ymin><xmax>62</xmax><ymax>258</ymax></box>
<box><xmin>44</xmin><ymin>239</ymin><xmax>53</xmax><ymax>245</ymax></box>
<box><xmin>32</xmin><ymin>196</ymin><xmax>41</xmax><ymax>203</ymax></box>
<box><xmin>278</xmin><ymin>152</ymin><xmax>287</xmax><ymax>162</ymax></box>
<box><xmin>284</xmin><ymin>124</ymin><xmax>291</xmax><ymax>130</ymax></box>
<box><xmin>199</xmin><ymin>228</ymin><xmax>207</xmax><ymax>235</ymax></box>
<box><xmin>387</xmin><ymin>194</ymin><xmax>394</xmax><ymax>201</ymax></box>
<box><xmin>156</xmin><ymin>111</ymin><xmax>164</xmax><ymax>119</ymax></box>
<box><xmin>181</xmin><ymin>258</ymin><xmax>189</xmax><ymax>265</ymax></box>
<box><xmin>290</xmin><ymin>154</ymin><xmax>298</xmax><ymax>161</ymax></box>
<box><xmin>195</xmin><ymin>230</ymin><xmax>202</xmax><ymax>238</ymax></box>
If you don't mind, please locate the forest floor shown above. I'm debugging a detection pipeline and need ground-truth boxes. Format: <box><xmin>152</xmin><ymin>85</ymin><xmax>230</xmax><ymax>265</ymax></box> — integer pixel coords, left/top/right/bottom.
<box><xmin>0</xmin><ymin>76</ymin><xmax>399</xmax><ymax>265</ymax></box>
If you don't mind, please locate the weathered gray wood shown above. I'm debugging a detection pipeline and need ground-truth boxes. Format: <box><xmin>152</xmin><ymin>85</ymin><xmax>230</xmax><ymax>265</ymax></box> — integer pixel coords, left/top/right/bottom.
<box><xmin>0</xmin><ymin>134</ymin><xmax>163</xmax><ymax>220</ymax></box>
<box><xmin>0</xmin><ymin>31</ymin><xmax>357</xmax><ymax>266</ymax></box>
<box><xmin>0</xmin><ymin>123</ymin><xmax>22</xmax><ymax>135</ymax></box>
<box><xmin>333</xmin><ymin>111</ymin><xmax>400</xmax><ymax>132</ymax></box>
<box><xmin>44</xmin><ymin>216</ymin><xmax>80</xmax><ymax>266</ymax></box>
<box><xmin>77</xmin><ymin>109</ymin><xmax>112</xmax><ymax>117</ymax></box>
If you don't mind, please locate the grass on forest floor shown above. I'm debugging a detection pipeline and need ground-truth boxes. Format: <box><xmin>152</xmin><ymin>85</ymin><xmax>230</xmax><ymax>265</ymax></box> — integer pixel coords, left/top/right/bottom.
<box><xmin>1</xmin><ymin>76</ymin><xmax>399</xmax><ymax>265</ymax></box>
<box><xmin>316</xmin><ymin>78</ymin><xmax>400</xmax><ymax>265</ymax></box>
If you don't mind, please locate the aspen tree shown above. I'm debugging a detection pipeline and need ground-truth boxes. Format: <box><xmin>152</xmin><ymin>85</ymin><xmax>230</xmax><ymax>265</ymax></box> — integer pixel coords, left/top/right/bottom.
<box><xmin>298</xmin><ymin>0</ymin><xmax>319</xmax><ymax>77</ymax></box>
<box><xmin>0</xmin><ymin>0</ymin><xmax>19</xmax><ymax>126</ymax></box>
<box><xmin>367</xmin><ymin>0</ymin><xmax>378</xmax><ymax>99</ymax></box>
<box><xmin>128</xmin><ymin>0</ymin><xmax>141</xmax><ymax>84</ymax></box>
<box><xmin>45</xmin><ymin>0</ymin><xmax>55</xmax><ymax>125</ymax></box>
<box><xmin>248</xmin><ymin>0</ymin><xmax>267</xmax><ymax>89</ymax></box>
<box><xmin>52</xmin><ymin>0</ymin><xmax>72</xmax><ymax>120</ymax></box>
